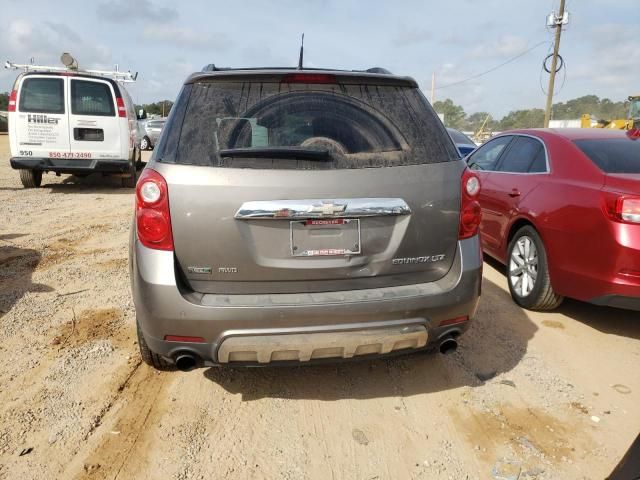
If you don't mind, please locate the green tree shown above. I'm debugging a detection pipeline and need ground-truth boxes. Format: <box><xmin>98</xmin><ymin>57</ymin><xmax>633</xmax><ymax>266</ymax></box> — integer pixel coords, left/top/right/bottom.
<box><xmin>464</xmin><ymin>112</ymin><xmax>492</xmax><ymax>132</ymax></box>
<box><xmin>433</xmin><ymin>98</ymin><xmax>466</xmax><ymax>129</ymax></box>
<box><xmin>498</xmin><ymin>109</ymin><xmax>545</xmax><ymax>130</ymax></box>
<box><xmin>135</xmin><ymin>100</ymin><xmax>174</xmax><ymax>117</ymax></box>
<box><xmin>551</xmin><ymin>95</ymin><xmax>627</xmax><ymax>122</ymax></box>
<box><xmin>0</xmin><ymin>92</ymin><xmax>8</xmax><ymax>111</ymax></box>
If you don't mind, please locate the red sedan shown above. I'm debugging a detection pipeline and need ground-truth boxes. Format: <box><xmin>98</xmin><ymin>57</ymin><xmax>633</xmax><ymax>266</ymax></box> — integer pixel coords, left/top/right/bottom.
<box><xmin>467</xmin><ymin>128</ymin><xmax>640</xmax><ymax>311</ymax></box>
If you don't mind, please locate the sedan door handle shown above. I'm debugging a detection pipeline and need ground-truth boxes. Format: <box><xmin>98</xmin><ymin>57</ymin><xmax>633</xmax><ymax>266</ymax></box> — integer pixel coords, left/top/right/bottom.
<box><xmin>508</xmin><ymin>189</ymin><xmax>521</xmax><ymax>197</ymax></box>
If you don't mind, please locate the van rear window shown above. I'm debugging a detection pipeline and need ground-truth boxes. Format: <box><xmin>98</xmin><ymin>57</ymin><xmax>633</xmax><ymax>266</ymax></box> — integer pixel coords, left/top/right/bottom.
<box><xmin>19</xmin><ymin>78</ymin><xmax>64</xmax><ymax>114</ymax></box>
<box><xmin>574</xmin><ymin>138</ymin><xmax>640</xmax><ymax>174</ymax></box>
<box><xmin>71</xmin><ymin>80</ymin><xmax>115</xmax><ymax>116</ymax></box>
<box><xmin>170</xmin><ymin>81</ymin><xmax>457</xmax><ymax>169</ymax></box>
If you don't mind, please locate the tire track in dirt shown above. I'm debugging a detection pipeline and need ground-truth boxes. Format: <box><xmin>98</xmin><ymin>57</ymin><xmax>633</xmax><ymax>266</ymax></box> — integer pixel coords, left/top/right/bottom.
<box><xmin>62</xmin><ymin>364</ymin><xmax>172</xmax><ymax>479</ymax></box>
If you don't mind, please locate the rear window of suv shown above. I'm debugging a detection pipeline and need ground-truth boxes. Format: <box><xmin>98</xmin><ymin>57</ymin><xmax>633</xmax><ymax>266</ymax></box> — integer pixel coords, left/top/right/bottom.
<box><xmin>165</xmin><ymin>80</ymin><xmax>457</xmax><ymax>169</ymax></box>
<box><xmin>19</xmin><ymin>77</ymin><xmax>65</xmax><ymax>114</ymax></box>
<box><xmin>574</xmin><ymin>138</ymin><xmax>640</xmax><ymax>173</ymax></box>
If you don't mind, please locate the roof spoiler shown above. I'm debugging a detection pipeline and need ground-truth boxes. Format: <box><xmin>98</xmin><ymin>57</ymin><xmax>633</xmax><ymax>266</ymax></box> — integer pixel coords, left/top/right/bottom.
<box><xmin>200</xmin><ymin>64</ymin><xmax>392</xmax><ymax>75</ymax></box>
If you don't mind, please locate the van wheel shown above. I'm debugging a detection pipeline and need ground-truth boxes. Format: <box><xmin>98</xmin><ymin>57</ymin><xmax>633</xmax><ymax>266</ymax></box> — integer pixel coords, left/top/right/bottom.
<box><xmin>507</xmin><ymin>226</ymin><xmax>563</xmax><ymax>311</ymax></box>
<box><xmin>137</xmin><ymin>318</ymin><xmax>174</xmax><ymax>371</ymax></box>
<box><xmin>19</xmin><ymin>170</ymin><xmax>42</xmax><ymax>188</ymax></box>
<box><xmin>135</xmin><ymin>147</ymin><xmax>144</xmax><ymax>169</ymax></box>
<box><xmin>140</xmin><ymin>136</ymin><xmax>150</xmax><ymax>151</ymax></box>
<box><xmin>121</xmin><ymin>158</ymin><xmax>138</xmax><ymax>188</ymax></box>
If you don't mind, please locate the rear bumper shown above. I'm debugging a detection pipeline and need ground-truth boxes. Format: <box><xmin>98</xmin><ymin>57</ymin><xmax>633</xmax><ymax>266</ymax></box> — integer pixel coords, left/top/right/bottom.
<box><xmin>589</xmin><ymin>294</ymin><xmax>640</xmax><ymax>311</ymax></box>
<box><xmin>130</xmin><ymin>235</ymin><xmax>483</xmax><ymax>366</ymax></box>
<box><xmin>10</xmin><ymin>157</ymin><xmax>131</xmax><ymax>174</ymax></box>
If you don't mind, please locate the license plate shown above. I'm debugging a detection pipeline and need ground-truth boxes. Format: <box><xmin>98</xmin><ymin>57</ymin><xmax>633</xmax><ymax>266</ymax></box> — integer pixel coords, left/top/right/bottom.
<box><xmin>290</xmin><ymin>218</ymin><xmax>361</xmax><ymax>257</ymax></box>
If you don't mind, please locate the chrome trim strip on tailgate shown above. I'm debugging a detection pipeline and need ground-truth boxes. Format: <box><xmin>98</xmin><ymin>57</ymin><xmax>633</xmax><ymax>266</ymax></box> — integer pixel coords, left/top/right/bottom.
<box><xmin>234</xmin><ymin>198</ymin><xmax>411</xmax><ymax>219</ymax></box>
<box><xmin>217</xmin><ymin>324</ymin><xmax>427</xmax><ymax>363</ymax></box>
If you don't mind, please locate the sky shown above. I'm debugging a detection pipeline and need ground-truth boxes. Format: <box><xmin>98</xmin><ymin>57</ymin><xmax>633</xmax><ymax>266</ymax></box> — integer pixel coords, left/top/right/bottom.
<box><xmin>1</xmin><ymin>0</ymin><xmax>638</xmax><ymax>118</ymax></box>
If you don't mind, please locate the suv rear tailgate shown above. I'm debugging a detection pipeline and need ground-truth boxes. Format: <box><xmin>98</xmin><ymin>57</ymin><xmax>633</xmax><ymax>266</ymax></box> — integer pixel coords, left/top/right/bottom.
<box><xmin>161</xmin><ymin>160</ymin><xmax>463</xmax><ymax>294</ymax></box>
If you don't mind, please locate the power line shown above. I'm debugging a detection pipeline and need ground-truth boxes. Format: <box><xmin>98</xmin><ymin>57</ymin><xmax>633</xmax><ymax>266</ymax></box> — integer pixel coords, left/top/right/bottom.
<box><xmin>435</xmin><ymin>40</ymin><xmax>548</xmax><ymax>90</ymax></box>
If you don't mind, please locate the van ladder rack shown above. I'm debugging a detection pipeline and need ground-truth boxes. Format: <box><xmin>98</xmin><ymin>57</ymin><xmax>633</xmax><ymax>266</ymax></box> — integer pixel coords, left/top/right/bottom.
<box><xmin>4</xmin><ymin>60</ymin><xmax>138</xmax><ymax>83</ymax></box>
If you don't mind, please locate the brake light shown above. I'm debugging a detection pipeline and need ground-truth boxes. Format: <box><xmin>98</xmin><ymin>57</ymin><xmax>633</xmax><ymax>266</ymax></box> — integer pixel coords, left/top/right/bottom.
<box><xmin>627</xmin><ymin>129</ymin><xmax>640</xmax><ymax>140</ymax></box>
<box><xmin>603</xmin><ymin>193</ymin><xmax>640</xmax><ymax>224</ymax></box>
<box><xmin>8</xmin><ymin>90</ymin><xmax>17</xmax><ymax>112</ymax></box>
<box><xmin>459</xmin><ymin>169</ymin><xmax>482</xmax><ymax>239</ymax></box>
<box><xmin>136</xmin><ymin>169</ymin><xmax>174</xmax><ymax>250</ymax></box>
<box><xmin>116</xmin><ymin>97</ymin><xmax>127</xmax><ymax>118</ymax></box>
<box><xmin>281</xmin><ymin>73</ymin><xmax>337</xmax><ymax>84</ymax></box>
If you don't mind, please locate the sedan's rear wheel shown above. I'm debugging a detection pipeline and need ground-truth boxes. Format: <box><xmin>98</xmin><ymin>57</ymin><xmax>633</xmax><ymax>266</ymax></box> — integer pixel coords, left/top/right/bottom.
<box><xmin>507</xmin><ymin>226</ymin><xmax>563</xmax><ymax>310</ymax></box>
<box><xmin>140</xmin><ymin>136</ymin><xmax>150</xmax><ymax>151</ymax></box>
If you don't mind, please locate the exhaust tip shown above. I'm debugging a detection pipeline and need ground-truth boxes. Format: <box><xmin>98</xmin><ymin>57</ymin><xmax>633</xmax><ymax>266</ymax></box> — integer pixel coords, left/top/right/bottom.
<box><xmin>439</xmin><ymin>337</ymin><xmax>458</xmax><ymax>355</ymax></box>
<box><xmin>174</xmin><ymin>353</ymin><xmax>198</xmax><ymax>371</ymax></box>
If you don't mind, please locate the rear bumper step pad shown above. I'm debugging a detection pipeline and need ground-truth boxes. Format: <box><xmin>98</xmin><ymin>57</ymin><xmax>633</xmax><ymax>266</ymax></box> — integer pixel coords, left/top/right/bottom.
<box><xmin>217</xmin><ymin>324</ymin><xmax>427</xmax><ymax>363</ymax></box>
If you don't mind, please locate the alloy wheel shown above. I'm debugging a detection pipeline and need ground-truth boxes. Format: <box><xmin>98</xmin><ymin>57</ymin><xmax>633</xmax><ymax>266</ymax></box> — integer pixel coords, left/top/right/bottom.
<box><xmin>509</xmin><ymin>235</ymin><xmax>539</xmax><ymax>297</ymax></box>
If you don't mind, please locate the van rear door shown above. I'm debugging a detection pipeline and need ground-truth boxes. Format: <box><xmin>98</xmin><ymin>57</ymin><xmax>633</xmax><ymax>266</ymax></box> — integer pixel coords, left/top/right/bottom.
<box><xmin>14</xmin><ymin>75</ymin><xmax>70</xmax><ymax>158</ymax></box>
<box><xmin>68</xmin><ymin>78</ymin><xmax>121</xmax><ymax>161</ymax></box>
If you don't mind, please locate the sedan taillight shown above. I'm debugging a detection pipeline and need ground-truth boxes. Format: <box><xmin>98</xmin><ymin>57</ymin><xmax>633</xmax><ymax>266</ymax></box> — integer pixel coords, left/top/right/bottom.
<box><xmin>603</xmin><ymin>193</ymin><xmax>640</xmax><ymax>224</ymax></box>
<box><xmin>136</xmin><ymin>169</ymin><xmax>174</xmax><ymax>250</ymax></box>
<box><xmin>459</xmin><ymin>168</ymin><xmax>482</xmax><ymax>239</ymax></box>
<box><xmin>619</xmin><ymin>197</ymin><xmax>640</xmax><ymax>223</ymax></box>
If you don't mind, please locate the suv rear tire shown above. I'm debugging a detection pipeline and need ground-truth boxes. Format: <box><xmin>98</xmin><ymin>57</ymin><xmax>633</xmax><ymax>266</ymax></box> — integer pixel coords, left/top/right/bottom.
<box><xmin>507</xmin><ymin>226</ymin><xmax>563</xmax><ymax>310</ymax></box>
<box><xmin>137</xmin><ymin>318</ymin><xmax>174</xmax><ymax>371</ymax></box>
<box><xmin>19</xmin><ymin>170</ymin><xmax>42</xmax><ymax>188</ymax></box>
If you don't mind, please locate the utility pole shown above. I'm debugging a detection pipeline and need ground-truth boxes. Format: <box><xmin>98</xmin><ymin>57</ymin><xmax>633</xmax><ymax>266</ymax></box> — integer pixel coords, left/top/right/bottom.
<box><xmin>430</xmin><ymin>72</ymin><xmax>436</xmax><ymax>104</ymax></box>
<box><xmin>544</xmin><ymin>0</ymin><xmax>567</xmax><ymax>127</ymax></box>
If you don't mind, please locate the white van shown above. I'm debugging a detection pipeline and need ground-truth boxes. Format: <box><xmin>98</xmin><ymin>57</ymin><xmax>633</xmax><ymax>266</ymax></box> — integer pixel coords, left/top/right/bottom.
<box><xmin>7</xmin><ymin>69</ymin><xmax>142</xmax><ymax>188</ymax></box>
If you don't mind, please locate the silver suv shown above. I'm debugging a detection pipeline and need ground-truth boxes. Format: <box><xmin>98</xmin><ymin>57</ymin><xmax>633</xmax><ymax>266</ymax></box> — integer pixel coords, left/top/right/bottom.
<box><xmin>130</xmin><ymin>67</ymin><xmax>483</xmax><ymax>371</ymax></box>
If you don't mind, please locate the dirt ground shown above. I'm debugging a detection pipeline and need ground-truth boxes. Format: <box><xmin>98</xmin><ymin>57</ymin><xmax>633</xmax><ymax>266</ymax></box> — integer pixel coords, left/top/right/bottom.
<box><xmin>0</xmin><ymin>133</ymin><xmax>638</xmax><ymax>480</ymax></box>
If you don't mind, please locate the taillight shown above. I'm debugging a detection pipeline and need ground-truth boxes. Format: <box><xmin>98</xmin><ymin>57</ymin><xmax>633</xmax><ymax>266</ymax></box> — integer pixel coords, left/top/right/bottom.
<box><xmin>603</xmin><ymin>193</ymin><xmax>640</xmax><ymax>224</ymax></box>
<box><xmin>8</xmin><ymin>90</ymin><xmax>17</xmax><ymax>112</ymax></box>
<box><xmin>136</xmin><ymin>169</ymin><xmax>174</xmax><ymax>250</ymax></box>
<box><xmin>281</xmin><ymin>73</ymin><xmax>337</xmax><ymax>84</ymax></box>
<box><xmin>116</xmin><ymin>97</ymin><xmax>127</xmax><ymax>118</ymax></box>
<box><xmin>459</xmin><ymin>169</ymin><xmax>482</xmax><ymax>239</ymax></box>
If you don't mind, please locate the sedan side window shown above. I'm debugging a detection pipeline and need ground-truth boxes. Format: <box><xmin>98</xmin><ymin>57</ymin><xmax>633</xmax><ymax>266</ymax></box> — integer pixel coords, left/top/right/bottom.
<box><xmin>467</xmin><ymin>136</ymin><xmax>512</xmax><ymax>171</ymax></box>
<box><xmin>528</xmin><ymin>148</ymin><xmax>547</xmax><ymax>173</ymax></box>
<box><xmin>497</xmin><ymin>137</ymin><xmax>544</xmax><ymax>173</ymax></box>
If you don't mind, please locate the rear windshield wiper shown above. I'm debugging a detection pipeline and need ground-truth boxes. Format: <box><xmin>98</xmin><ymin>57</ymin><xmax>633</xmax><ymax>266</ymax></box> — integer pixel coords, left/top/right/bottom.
<box><xmin>218</xmin><ymin>147</ymin><xmax>332</xmax><ymax>161</ymax></box>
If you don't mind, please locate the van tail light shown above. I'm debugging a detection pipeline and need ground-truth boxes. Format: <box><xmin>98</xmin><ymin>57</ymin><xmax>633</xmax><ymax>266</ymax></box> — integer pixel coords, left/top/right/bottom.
<box><xmin>136</xmin><ymin>169</ymin><xmax>174</xmax><ymax>250</ymax></box>
<box><xmin>602</xmin><ymin>193</ymin><xmax>640</xmax><ymax>224</ymax></box>
<box><xmin>8</xmin><ymin>90</ymin><xmax>17</xmax><ymax>112</ymax></box>
<box><xmin>116</xmin><ymin>97</ymin><xmax>127</xmax><ymax>118</ymax></box>
<box><xmin>459</xmin><ymin>168</ymin><xmax>482</xmax><ymax>239</ymax></box>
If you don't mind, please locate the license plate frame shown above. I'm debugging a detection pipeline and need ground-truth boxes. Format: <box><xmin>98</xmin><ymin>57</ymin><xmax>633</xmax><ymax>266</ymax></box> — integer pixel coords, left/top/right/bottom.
<box><xmin>290</xmin><ymin>218</ymin><xmax>361</xmax><ymax>257</ymax></box>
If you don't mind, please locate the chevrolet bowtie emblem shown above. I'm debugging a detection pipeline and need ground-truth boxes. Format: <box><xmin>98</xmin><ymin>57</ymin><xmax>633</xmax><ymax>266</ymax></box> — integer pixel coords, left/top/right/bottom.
<box><xmin>308</xmin><ymin>202</ymin><xmax>347</xmax><ymax>216</ymax></box>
